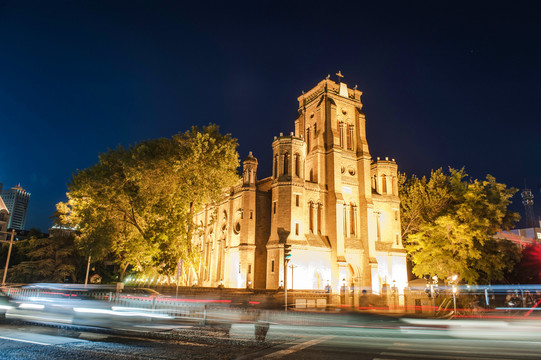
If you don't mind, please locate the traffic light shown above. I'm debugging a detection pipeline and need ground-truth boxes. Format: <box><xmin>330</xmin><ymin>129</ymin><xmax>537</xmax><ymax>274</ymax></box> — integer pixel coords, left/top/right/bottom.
<box><xmin>284</xmin><ymin>244</ymin><xmax>292</xmax><ymax>261</ymax></box>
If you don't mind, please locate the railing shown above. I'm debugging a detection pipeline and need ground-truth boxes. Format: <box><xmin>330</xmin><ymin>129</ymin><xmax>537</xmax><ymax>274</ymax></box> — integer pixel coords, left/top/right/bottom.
<box><xmin>4</xmin><ymin>287</ymin><xmax>364</xmax><ymax>327</ymax></box>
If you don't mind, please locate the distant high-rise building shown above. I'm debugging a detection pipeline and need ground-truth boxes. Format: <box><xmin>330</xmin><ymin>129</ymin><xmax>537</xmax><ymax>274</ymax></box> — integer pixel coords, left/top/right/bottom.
<box><xmin>0</xmin><ymin>184</ymin><xmax>30</xmax><ymax>230</ymax></box>
<box><xmin>521</xmin><ymin>188</ymin><xmax>536</xmax><ymax>228</ymax></box>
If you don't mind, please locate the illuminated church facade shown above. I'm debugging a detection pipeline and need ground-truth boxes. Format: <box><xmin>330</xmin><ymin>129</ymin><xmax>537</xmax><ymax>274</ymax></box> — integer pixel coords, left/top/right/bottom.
<box><xmin>192</xmin><ymin>76</ymin><xmax>408</xmax><ymax>295</ymax></box>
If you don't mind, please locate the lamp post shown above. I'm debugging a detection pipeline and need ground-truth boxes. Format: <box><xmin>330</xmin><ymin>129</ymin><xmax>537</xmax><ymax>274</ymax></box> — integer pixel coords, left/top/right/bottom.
<box><xmin>84</xmin><ymin>255</ymin><xmax>91</xmax><ymax>287</ymax></box>
<box><xmin>449</xmin><ymin>275</ymin><xmax>458</xmax><ymax>315</ymax></box>
<box><xmin>1</xmin><ymin>229</ymin><xmax>15</xmax><ymax>287</ymax></box>
<box><xmin>425</xmin><ymin>275</ymin><xmax>438</xmax><ymax>314</ymax></box>
<box><xmin>283</xmin><ymin>244</ymin><xmax>291</xmax><ymax>311</ymax></box>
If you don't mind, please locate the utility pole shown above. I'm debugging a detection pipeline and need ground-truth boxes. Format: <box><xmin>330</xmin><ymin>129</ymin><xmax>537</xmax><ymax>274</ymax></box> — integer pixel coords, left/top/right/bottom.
<box><xmin>283</xmin><ymin>244</ymin><xmax>291</xmax><ymax>311</ymax></box>
<box><xmin>1</xmin><ymin>229</ymin><xmax>15</xmax><ymax>286</ymax></box>
<box><xmin>84</xmin><ymin>255</ymin><xmax>91</xmax><ymax>287</ymax></box>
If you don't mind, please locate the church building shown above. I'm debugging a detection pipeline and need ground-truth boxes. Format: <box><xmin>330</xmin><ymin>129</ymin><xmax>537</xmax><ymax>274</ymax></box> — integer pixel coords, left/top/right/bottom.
<box><xmin>191</xmin><ymin>75</ymin><xmax>408</xmax><ymax>295</ymax></box>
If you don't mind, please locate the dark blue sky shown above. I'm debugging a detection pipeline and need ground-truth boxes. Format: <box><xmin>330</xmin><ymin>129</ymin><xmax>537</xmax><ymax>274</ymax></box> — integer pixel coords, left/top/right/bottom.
<box><xmin>1</xmin><ymin>1</ymin><xmax>540</xmax><ymax>231</ymax></box>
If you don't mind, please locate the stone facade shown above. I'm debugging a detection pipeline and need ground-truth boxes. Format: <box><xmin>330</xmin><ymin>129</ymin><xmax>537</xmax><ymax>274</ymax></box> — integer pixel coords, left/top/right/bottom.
<box><xmin>191</xmin><ymin>77</ymin><xmax>408</xmax><ymax>296</ymax></box>
<box><xmin>0</xmin><ymin>195</ymin><xmax>9</xmax><ymax>241</ymax></box>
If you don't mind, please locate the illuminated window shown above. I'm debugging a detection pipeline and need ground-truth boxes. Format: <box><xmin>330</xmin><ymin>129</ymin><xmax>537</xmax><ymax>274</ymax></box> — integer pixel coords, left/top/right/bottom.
<box><xmin>376</xmin><ymin>214</ymin><xmax>381</xmax><ymax>241</ymax></box>
<box><xmin>337</xmin><ymin>120</ymin><xmax>341</xmax><ymax>147</ymax></box>
<box><xmin>274</xmin><ymin>155</ymin><xmax>278</xmax><ymax>178</ymax></box>
<box><xmin>349</xmin><ymin>203</ymin><xmax>356</xmax><ymax>236</ymax></box>
<box><xmin>306</xmin><ymin>127</ymin><xmax>311</xmax><ymax>154</ymax></box>
<box><xmin>346</xmin><ymin>124</ymin><xmax>351</xmax><ymax>149</ymax></box>
<box><xmin>381</xmin><ymin>174</ymin><xmax>387</xmax><ymax>194</ymax></box>
<box><xmin>309</xmin><ymin>202</ymin><xmax>314</xmax><ymax>233</ymax></box>
<box><xmin>339</xmin><ymin>122</ymin><xmax>344</xmax><ymax>147</ymax></box>
<box><xmin>205</xmin><ymin>243</ymin><xmax>211</xmax><ymax>280</ymax></box>
<box><xmin>348</xmin><ymin>124</ymin><xmax>354</xmax><ymax>150</ymax></box>
<box><xmin>283</xmin><ymin>152</ymin><xmax>289</xmax><ymax>175</ymax></box>
<box><xmin>295</xmin><ymin>153</ymin><xmax>300</xmax><ymax>177</ymax></box>
<box><xmin>343</xmin><ymin>205</ymin><xmax>347</xmax><ymax>236</ymax></box>
<box><xmin>317</xmin><ymin>203</ymin><xmax>322</xmax><ymax>234</ymax></box>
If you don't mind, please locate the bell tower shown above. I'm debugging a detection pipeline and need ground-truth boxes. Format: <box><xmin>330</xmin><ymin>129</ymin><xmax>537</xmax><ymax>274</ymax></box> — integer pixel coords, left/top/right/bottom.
<box><xmin>264</xmin><ymin>73</ymin><xmax>407</xmax><ymax>297</ymax></box>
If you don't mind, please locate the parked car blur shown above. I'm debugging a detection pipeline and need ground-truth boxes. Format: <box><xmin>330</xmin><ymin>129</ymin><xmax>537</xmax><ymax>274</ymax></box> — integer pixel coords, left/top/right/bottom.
<box><xmin>0</xmin><ymin>290</ymin><xmax>13</xmax><ymax>321</ymax></box>
<box><xmin>120</xmin><ymin>288</ymin><xmax>163</xmax><ymax>298</ymax></box>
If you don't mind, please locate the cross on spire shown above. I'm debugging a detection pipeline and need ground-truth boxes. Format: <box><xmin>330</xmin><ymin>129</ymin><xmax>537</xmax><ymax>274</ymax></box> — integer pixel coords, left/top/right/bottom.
<box><xmin>336</xmin><ymin>70</ymin><xmax>344</xmax><ymax>83</ymax></box>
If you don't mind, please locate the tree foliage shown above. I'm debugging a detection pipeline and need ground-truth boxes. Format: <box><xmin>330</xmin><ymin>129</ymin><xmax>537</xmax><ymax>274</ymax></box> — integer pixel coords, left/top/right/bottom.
<box><xmin>56</xmin><ymin>124</ymin><xmax>239</xmax><ymax>278</ymax></box>
<box><xmin>508</xmin><ymin>243</ymin><xmax>541</xmax><ymax>284</ymax></box>
<box><xmin>400</xmin><ymin>168</ymin><xmax>520</xmax><ymax>284</ymax></box>
<box><xmin>6</xmin><ymin>229</ymin><xmax>85</xmax><ymax>283</ymax></box>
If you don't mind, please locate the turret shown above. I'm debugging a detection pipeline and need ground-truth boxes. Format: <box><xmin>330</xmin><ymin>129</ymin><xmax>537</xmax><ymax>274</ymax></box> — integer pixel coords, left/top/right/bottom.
<box><xmin>370</xmin><ymin>157</ymin><xmax>398</xmax><ymax>196</ymax></box>
<box><xmin>272</xmin><ymin>132</ymin><xmax>305</xmax><ymax>183</ymax></box>
<box><xmin>242</xmin><ymin>152</ymin><xmax>258</xmax><ymax>187</ymax></box>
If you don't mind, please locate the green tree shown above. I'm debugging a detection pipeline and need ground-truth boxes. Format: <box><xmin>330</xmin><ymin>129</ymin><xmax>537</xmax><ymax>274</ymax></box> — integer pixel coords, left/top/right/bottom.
<box><xmin>7</xmin><ymin>229</ymin><xmax>85</xmax><ymax>283</ymax></box>
<box><xmin>401</xmin><ymin>168</ymin><xmax>520</xmax><ymax>284</ymax></box>
<box><xmin>56</xmin><ymin>124</ymin><xmax>239</xmax><ymax>279</ymax></box>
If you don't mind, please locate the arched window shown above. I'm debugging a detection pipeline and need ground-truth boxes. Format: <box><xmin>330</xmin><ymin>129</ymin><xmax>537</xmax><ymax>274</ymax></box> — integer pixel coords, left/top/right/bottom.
<box><xmin>216</xmin><ymin>239</ymin><xmax>223</xmax><ymax>280</ymax></box>
<box><xmin>205</xmin><ymin>242</ymin><xmax>211</xmax><ymax>281</ymax></box>
<box><xmin>343</xmin><ymin>204</ymin><xmax>348</xmax><ymax>236</ymax></box>
<box><xmin>306</xmin><ymin>127</ymin><xmax>311</xmax><ymax>154</ymax></box>
<box><xmin>376</xmin><ymin>213</ymin><xmax>381</xmax><ymax>241</ymax></box>
<box><xmin>381</xmin><ymin>174</ymin><xmax>387</xmax><ymax>194</ymax></box>
<box><xmin>317</xmin><ymin>203</ymin><xmax>322</xmax><ymax>234</ymax></box>
<box><xmin>338</xmin><ymin>122</ymin><xmax>344</xmax><ymax>147</ymax></box>
<box><xmin>274</xmin><ymin>155</ymin><xmax>278</xmax><ymax>178</ymax></box>
<box><xmin>294</xmin><ymin>153</ymin><xmax>300</xmax><ymax>177</ymax></box>
<box><xmin>346</xmin><ymin>124</ymin><xmax>351</xmax><ymax>149</ymax></box>
<box><xmin>308</xmin><ymin>201</ymin><xmax>314</xmax><ymax>233</ymax></box>
<box><xmin>222</xmin><ymin>210</ymin><xmax>228</xmax><ymax>223</ymax></box>
<box><xmin>283</xmin><ymin>152</ymin><xmax>289</xmax><ymax>175</ymax></box>
<box><xmin>337</xmin><ymin>120</ymin><xmax>341</xmax><ymax>147</ymax></box>
<box><xmin>349</xmin><ymin>202</ymin><xmax>356</xmax><ymax>236</ymax></box>
<box><xmin>347</xmin><ymin>124</ymin><xmax>354</xmax><ymax>150</ymax></box>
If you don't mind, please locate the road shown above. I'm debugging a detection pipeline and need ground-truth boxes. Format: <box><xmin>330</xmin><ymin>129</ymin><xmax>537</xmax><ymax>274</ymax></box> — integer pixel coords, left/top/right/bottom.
<box><xmin>2</xmin><ymin>319</ymin><xmax>541</xmax><ymax>359</ymax></box>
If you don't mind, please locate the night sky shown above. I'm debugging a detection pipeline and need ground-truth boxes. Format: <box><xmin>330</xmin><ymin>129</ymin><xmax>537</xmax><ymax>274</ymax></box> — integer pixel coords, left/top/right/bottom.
<box><xmin>1</xmin><ymin>1</ymin><xmax>540</xmax><ymax>231</ymax></box>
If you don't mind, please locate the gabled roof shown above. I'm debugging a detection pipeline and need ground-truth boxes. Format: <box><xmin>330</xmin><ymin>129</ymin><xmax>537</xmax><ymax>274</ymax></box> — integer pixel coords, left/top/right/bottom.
<box><xmin>0</xmin><ymin>195</ymin><xmax>8</xmax><ymax>214</ymax></box>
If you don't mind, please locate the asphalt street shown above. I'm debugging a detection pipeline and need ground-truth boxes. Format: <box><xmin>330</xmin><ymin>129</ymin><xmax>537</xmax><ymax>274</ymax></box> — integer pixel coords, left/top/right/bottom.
<box><xmin>1</xmin><ymin>319</ymin><xmax>541</xmax><ymax>359</ymax></box>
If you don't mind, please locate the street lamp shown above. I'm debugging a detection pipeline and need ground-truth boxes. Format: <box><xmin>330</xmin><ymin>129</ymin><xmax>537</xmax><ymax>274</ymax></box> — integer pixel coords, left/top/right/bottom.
<box><xmin>283</xmin><ymin>244</ymin><xmax>292</xmax><ymax>311</ymax></box>
<box><xmin>449</xmin><ymin>275</ymin><xmax>459</xmax><ymax>315</ymax></box>
<box><xmin>425</xmin><ymin>275</ymin><xmax>439</xmax><ymax>314</ymax></box>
